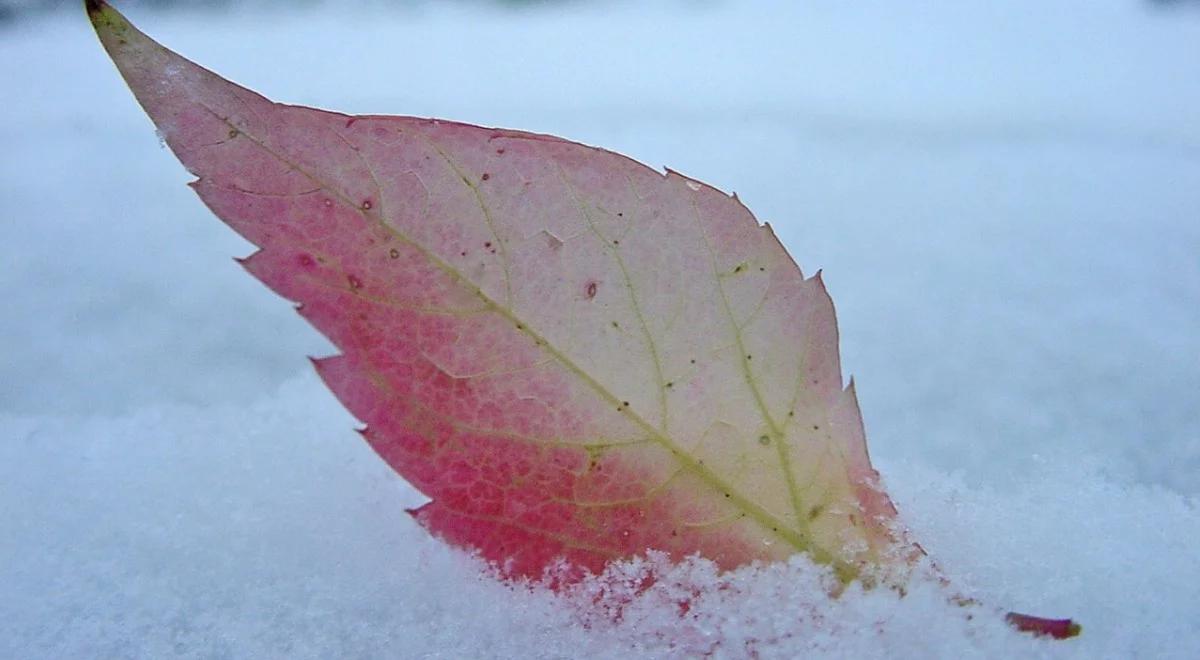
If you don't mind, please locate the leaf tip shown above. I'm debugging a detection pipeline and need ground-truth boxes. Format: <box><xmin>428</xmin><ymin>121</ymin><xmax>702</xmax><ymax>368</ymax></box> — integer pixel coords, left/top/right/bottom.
<box><xmin>86</xmin><ymin>0</ymin><xmax>134</xmax><ymax>50</ymax></box>
<box><xmin>84</xmin><ymin>0</ymin><xmax>120</xmax><ymax>27</ymax></box>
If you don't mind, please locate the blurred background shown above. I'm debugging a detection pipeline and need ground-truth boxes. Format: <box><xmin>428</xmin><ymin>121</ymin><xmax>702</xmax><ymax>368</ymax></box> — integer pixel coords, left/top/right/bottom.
<box><xmin>4</xmin><ymin>0</ymin><xmax>1200</xmax><ymax>20</ymax></box>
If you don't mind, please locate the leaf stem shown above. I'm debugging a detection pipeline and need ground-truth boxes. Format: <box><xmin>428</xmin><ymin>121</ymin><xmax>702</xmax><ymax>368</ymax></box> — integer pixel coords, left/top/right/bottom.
<box><xmin>1005</xmin><ymin>611</ymin><xmax>1082</xmax><ymax>639</ymax></box>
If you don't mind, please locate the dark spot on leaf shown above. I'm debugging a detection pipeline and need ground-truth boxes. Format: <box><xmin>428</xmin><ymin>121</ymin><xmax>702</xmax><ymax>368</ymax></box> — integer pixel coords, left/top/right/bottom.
<box><xmin>758</xmin><ymin>435</ymin><xmax>770</xmax><ymax>446</ymax></box>
<box><xmin>812</xmin><ymin>425</ymin><xmax>820</xmax><ymax>431</ymax></box>
<box><xmin>227</xmin><ymin>128</ymin><xmax>239</xmax><ymax>139</ymax></box>
<box><xmin>586</xmin><ymin>281</ymin><xmax>597</xmax><ymax>299</ymax></box>
<box><xmin>734</xmin><ymin>264</ymin><xmax>744</xmax><ymax>273</ymax></box>
<box><xmin>481</xmin><ymin>173</ymin><xmax>490</xmax><ymax>181</ymax></box>
<box><xmin>788</xmin><ymin>411</ymin><xmax>795</xmax><ymax>417</ymax></box>
<box><xmin>665</xmin><ymin>382</ymin><xmax>673</xmax><ymax>389</ymax></box>
<box><xmin>724</xmin><ymin>493</ymin><xmax>731</xmax><ymax>498</ymax></box>
<box><xmin>759</xmin><ymin>267</ymin><xmax>765</xmax><ymax>272</ymax></box>
<box><xmin>622</xmin><ymin>401</ymin><xmax>629</xmax><ymax>408</ymax></box>
<box><xmin>389</xmin><ymin>248</ymin><xmax>400</xmax><ymax>259</ymax></box>
<box><xmin>617</xmin><ymin>212</ymin><xmax>624</xmax><ymax>217</ymax></box>
<box><xmin>746</xmin><ymin>354</ymin><xmax>752</xmax><ymax>360</ymax></box>
<box><xmin>496</xmin><ymin>148</ymin><xmax>506</xmax><ymax>155</ymax></box>
<box><xmin>611</xmin><ymin>321</ymin><xmax>619</xmax><ymax>328</ymax></box>
<box><xmin>612</xmin><ymin>240</ymin><xmax>620</xmax><ymax>245</ymax></box>
<box><xmin>809</xmin><ymin>505</ymin><xmax>823</xmax><ymax>521</ymax></box>
<box><xmin>484</xmin><ymin>242</ymin><xmax>492</xmax><ymax>248</ymax></box>
<box><xmin>461</xmin><ymin>251</ymin><xmax>468</xmax><ymax>257</ymax></box>
<box><xmin>690</xmin><ymin>358</ymin><xmax>696</xmax><ymax>364</ymax></box>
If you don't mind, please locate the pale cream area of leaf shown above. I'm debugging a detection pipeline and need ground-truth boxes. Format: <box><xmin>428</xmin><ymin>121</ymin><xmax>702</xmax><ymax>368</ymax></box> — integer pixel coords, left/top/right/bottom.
<box><xmin>409</xmin><ymin>132</ymin><xmax>516</xmax><ymax>309</ymax></box>
<box><xmin>685</xmin><ymin>193</ymin><xmax>808</xmax><ymax>524</ymax></box>
<box><xmin>689</xmin><ymin>419</ymin><xmax>797</xmax><ymax>528</ymax></box>
<box><xmin>551</xmin><ymin>163</ymin><xmax>673</xmax><ymax>434</ymax></box>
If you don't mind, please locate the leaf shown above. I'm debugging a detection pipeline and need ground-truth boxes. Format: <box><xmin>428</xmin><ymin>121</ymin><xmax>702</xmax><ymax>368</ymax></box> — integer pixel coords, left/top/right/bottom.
<box><xmin>87</xmin><ymin>1</ymin><xmax>1077</xmax><ymax>637</ymax></box>
<box><xmin>87</xmin><ymin>0</ymin><xmax>910</xmax><ymax>584</ymax></box>
<box><xmin>87</xmin><ymin>0</ymin><xmax>908</xmax><ymax>583</ymax></box>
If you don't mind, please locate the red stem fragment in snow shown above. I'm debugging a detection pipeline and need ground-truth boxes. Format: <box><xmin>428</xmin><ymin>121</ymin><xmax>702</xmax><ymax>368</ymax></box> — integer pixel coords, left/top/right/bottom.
<box><xmin>1005</xmin><ymin>611</ymin><xmax>1082</xmax><ymax>639</ymax></box>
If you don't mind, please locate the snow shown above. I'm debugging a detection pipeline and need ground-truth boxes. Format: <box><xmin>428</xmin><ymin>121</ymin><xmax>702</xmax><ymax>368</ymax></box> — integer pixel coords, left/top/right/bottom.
<box><xmin>2</xmin><ymin>0</ymin><xmax>1198</xmax><ymax>657</ymax></box>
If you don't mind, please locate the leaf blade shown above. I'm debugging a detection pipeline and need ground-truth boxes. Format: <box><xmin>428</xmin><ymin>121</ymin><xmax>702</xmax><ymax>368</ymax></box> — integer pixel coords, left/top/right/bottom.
<box><xmin>89</xmin><ymin>0</ymin><xmax>912</xmax><ymax>584</ymax></box>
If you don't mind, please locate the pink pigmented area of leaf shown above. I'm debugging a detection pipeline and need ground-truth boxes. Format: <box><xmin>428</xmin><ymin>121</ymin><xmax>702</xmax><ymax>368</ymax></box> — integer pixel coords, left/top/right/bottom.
<box><xmin>307</xmin><ymin>341</ymin><xmax>773</xmax><ymax>581</ymax></box>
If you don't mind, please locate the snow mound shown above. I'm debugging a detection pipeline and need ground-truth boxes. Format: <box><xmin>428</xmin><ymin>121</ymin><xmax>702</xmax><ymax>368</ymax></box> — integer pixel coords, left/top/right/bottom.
<box><xmin>2</xmin><ymin>373</ymin><xmax>1197</xmax><ymax>658</ymax></box>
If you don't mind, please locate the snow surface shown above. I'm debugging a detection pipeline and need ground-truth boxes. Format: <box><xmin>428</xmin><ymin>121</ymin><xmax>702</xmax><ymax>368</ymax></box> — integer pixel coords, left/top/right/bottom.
<box><xmin>2</xmin><ymin>1</ymin><xmax>1198</xmax><ymax>657</ymax></box>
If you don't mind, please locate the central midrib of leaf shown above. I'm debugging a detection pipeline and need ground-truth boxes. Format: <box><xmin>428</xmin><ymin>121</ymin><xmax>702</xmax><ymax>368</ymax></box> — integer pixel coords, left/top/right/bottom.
<box><xmin>209</xmin><ymin>109</ymin><xmax>850</xmax><ymax>577</ymax></box>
